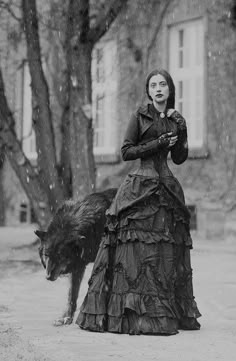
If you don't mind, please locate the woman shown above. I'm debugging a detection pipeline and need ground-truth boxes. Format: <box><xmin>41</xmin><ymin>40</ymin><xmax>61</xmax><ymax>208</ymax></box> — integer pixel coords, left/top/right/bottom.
<box><xmin>76</xmin><ymin>69</ymin><xmax>201</xmax><ymax>335</ymax></box>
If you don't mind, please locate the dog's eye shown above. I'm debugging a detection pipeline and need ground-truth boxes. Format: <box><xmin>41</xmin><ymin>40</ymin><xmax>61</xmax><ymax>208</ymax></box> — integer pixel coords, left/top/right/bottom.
<box><xmin>43</xmin><ymin>251</ymin><xmax>50</xmax><ymax>257</ymax></box>
<box><xmin>41</xmin><ymin>248</ymin><xmax>55</xmax><ymax>258</ymax></box>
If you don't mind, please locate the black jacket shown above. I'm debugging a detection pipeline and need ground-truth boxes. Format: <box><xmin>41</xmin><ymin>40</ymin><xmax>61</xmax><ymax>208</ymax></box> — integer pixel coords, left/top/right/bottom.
<box><xmin>121</xmin><ymin>103</ymin><xmax>188</xmax><ymax>165</ymax></box>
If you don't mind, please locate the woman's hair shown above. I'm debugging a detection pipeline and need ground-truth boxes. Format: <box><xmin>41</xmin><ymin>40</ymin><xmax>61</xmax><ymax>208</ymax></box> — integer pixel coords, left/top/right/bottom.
<box><xmin>145</xmin><ymin>69</ymin><xmax>175</xmax><ymax>109</ymax></box>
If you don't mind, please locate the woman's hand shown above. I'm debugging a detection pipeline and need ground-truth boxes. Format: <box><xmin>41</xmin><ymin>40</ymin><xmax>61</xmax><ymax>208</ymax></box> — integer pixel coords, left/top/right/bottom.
<box><xmin>167</xmin><ymin>109</ymin><xmax>176</xmax><ymax>117</ymax></box>
<box><xmin>167</xmin><ymin>109</ymin><xmax>186</xmax><ymax>130</ymax></box>
<box><xmin>168</xmin><ymin>133</ymin><xmax>178</xmax><ymax>148</ymax></box>
<box><xmin>157</xmin><ymin>132</ymin><xmax>171</xmax><ymax>147</ymax></box>
<box><xmin>157</xmin><ymin>132</ymin><xmax>178</xmax><ymax>148</ymax></box>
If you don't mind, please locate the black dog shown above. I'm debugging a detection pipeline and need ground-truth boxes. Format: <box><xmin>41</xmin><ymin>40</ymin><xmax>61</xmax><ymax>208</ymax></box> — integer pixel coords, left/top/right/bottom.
<box><xmin>35</xmin><ymin>188</ymin><xmax>117</xmax><ymax>326</ymax></box>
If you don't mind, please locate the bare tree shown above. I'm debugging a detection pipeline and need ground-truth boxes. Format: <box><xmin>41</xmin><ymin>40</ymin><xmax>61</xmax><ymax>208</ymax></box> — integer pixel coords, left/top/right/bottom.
<box><xmin>0</xmin><ymin>0</ymin><xmax>128</xmax><ymax>227</ymax></box>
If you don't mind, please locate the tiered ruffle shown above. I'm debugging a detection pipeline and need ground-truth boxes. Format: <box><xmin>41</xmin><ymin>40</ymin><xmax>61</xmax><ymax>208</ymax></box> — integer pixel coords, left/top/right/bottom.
<box><xmin>76</xmin><ymin>174</ymin><xmax>201</xmax><ymax>334</ymax></box>
<box><xmin>105</xmin><ymin>174</ymin><xmax>193</xmax><ymax>248</ymax></box>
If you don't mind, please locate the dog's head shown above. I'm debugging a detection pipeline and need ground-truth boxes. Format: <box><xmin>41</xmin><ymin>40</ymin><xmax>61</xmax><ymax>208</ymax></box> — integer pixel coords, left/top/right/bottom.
<box><xmin>35</xmin><ymin>191</ymin><xmax>117</xmax><ymax>281</ymax></box>
<box><xmin>35</xmin><ymin>229</ymin><xmax>85</xmax><ymax>281</ymax></box>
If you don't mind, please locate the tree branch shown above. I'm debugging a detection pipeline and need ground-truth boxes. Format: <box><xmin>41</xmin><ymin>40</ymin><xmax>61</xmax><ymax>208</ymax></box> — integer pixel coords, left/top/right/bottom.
<box><xmin>87</xmin><ymin>0</ymin><xmax>128</xmax><ymax>45</ymax></box>
<box><xmin>0</xmin><ymin>68</ymin><xmax>51</xmax><ymax>227</ymax></box>
<box><xmin>146</xmin><ymin>0</ymin><xmax>173</xmax><ymax>65</ymax></box>
<box><xmin>0</xmin><ymin>0</ymin><xmax>22</xmax><ymax>22</ymax></box>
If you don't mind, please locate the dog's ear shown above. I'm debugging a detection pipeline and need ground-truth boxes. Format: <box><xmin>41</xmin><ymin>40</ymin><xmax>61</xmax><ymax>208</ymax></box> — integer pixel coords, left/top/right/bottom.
<box><xmin>35</xmin><ymin>230</ymin><xmax>47</xmax><ymax>241</ymax></box>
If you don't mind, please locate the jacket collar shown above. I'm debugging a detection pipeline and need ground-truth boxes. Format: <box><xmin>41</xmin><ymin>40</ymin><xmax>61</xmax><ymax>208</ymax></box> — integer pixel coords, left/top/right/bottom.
<box><xmin>138</xmin><ymin>103</ymin><xmax>153</xmax><ymax>120</ymax></box>
<box><xmin>138</xmin><ymin>103</ymin><xmax>163</xmax><ymax>120</ymax></box>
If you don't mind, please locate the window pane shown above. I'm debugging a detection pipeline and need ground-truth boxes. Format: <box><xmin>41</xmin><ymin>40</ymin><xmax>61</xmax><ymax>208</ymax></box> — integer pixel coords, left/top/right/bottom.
<box><xmin>94</xmin><ymin>95</ymin><xmax>105</xmax><ymax>147</ymax></box>
<box><xmin>178</xmin><ymin>30</ymin><xmax>184</xmax><ymax>68</ymax></box>
<box><xmin>179</xmin><ymin>29</ymin><xmax>184</xmax><ymax>48</ymax></box>
<box><xmin>178</xmin><ymin>101</ymin><xmax>183</xmax><ymax>114</ymax></box>
<box><xmin>169</xmin><ymin>19</ymin><xmax>205</xmax><ymax>149</ymax></box>
<box><xmin>178</xmin><ymin>80</ymin><xmax>183</xmax><ymax>98</ymax></box>
<box><xmin>92</xmin><ymin>41</ymin><xmax>118</xmax><ymax>155</ymax></box>
<box><xmin>96</xmin><ymin>48</ymin><xmax>104</xmax><ymax>83</ymax></box>
<box><xmin>179</xmin><ymin>50</ymin><xmax>183</xmax><ymax>68</ymax></box>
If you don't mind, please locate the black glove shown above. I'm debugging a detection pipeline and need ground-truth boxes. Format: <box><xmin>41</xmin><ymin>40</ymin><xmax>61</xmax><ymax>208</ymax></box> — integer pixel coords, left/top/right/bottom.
<box><xmin>170</xmin><ymin>110</ymin><xmax>187</xmax><ymax>132</ymax></box>
<box><xmin>122</xmin><ymin>133</ymin><xmax>171</xmax><ymax>161</ymax></box>
<box><xmin>156</xmin><ymin>133</ymin><xmax>171</xmax><ymax>147</ymax></box>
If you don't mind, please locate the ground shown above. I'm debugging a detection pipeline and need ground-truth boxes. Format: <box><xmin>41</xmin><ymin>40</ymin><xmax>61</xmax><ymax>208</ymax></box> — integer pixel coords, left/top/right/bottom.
<box><xmin>0</xmin><ymin>225</ymin><xmax>236</xmax><ymax>361</ymax></box>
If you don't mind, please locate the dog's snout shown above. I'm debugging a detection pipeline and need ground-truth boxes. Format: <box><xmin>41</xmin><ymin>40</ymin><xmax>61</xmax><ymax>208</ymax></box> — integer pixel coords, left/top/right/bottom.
<box><xmin>46</xmin><ymin>274</ymin><xmax>54</xmax><ymax>281</ymax></box>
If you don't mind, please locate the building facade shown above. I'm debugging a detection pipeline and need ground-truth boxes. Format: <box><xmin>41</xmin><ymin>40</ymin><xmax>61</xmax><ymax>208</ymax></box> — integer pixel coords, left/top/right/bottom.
<box><xmin>1</xmin><ymin>0</ymin><xmax>236</xmax><ymax>238</ymax></box>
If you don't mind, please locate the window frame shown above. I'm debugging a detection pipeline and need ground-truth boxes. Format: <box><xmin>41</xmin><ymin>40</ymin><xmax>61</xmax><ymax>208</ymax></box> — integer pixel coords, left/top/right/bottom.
<box><xmin>167</xmin><ymin>16</ymin><xmax>208</xmax><ymax>158</ymax></box>
<box><xmin>92</xmin><ymin>40</ymin><xmax>119</xmax><ymax>163</ymax></box>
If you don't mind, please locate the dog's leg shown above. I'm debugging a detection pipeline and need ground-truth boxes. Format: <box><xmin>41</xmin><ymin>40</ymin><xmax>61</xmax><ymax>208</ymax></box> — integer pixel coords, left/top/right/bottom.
<box><xmin>54</xmin><ymin>262</ymin><xmax>86</xmax><ymax>326</ymax></box>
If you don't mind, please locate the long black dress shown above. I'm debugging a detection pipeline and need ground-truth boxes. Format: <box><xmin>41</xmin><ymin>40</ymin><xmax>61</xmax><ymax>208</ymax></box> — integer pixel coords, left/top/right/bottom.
<box><xmin>76</xmin><ymin>104</ymin><xmax>201</xmax><ymax>335</ymax></box>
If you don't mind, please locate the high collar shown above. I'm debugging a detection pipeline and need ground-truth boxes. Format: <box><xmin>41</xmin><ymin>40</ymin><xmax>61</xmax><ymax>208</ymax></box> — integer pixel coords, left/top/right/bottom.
<box><xmin>138</xmin><ymin>103</ymin><xmax>166</xmax><ymax>120</ymax></box>
<box><xmin>137</xmin><ymin>103</ymin><xmax>153</xmax><ymax>120</ymax></box>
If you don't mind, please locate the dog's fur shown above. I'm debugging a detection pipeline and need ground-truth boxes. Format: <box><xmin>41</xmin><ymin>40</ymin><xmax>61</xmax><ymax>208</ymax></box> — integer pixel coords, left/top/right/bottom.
<box><xmin>35</xmin><ymin>188</ymin><xmax>117</xmax><ymax>326</ymax></box>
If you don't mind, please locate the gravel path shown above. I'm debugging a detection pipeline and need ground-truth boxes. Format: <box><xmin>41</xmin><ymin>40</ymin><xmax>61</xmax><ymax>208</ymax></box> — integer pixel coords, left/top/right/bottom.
<box><xmin>0</xmin><ymin>227</ymin><xmax>236</xmax><ymax>361</ymax></box>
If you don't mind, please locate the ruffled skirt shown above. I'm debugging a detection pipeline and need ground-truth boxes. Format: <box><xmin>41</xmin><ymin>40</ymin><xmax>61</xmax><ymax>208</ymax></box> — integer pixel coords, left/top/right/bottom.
<box><xmin>76</xmin><ymin>174</ymin><xmax>201</xmax><ymax>335</ymax></box>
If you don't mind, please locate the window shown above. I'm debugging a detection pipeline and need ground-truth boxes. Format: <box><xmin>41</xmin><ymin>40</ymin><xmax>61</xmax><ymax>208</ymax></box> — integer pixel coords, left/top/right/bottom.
<box><xmin>94</xmin><ymin>95</ymin><xmax>105</xmax><ymax>147</ymax></box>
<box><xmin>19</xmin><ymin>201</ymin><xmax>36</xmax><ymax>224</ymax></box>
<box><xmin>21</xmin><ymin>62</ymin><xmax>37</xmax><ymax>159</ymax></box>
<box><xmin>169</xmin><ymin>19</ymin><xmax>205</xmax><ymax>149</ymax></box>
<box><xmin>92</xmin><ymin>41</ymin><xmax>118</xmax><ymax>158</ymax></box>
<box><xmin>178</xmin><ymin>29</ymin><xmax>184</xmax><ymax>68</ymax></box>
<box><xmin>96</xmin><ymin>48</ymin><xmax>105</xmax><ymax>83</ymax></box>
<box><xmin>19</xmin><ymin>202</ymin><xmax>29</xmax><ymax>223</ymax></box>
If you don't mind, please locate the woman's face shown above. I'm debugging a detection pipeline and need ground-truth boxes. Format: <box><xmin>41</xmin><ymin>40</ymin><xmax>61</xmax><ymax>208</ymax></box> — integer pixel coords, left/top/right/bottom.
<box><xmin>148</xmin><ymin>74</ymin><xmax>169</xmax><ymax>105</ymax></box>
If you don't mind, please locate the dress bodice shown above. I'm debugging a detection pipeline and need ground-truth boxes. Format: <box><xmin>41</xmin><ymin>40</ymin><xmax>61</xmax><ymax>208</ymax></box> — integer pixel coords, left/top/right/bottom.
<box><xmin>132</xmin><ymin>151</ymin><xmax>172</xmax><ymax>178</ymax></box>
<box><xmin>121</xmin><ymin>103</ymin><xmax>188</xmax><ymax>170</ymax></box>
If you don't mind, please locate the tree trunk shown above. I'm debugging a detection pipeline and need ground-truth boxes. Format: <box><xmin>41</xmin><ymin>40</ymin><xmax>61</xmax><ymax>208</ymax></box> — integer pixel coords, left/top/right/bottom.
<box><xmin>60</xmin><ymin>103</ymin><xmax>72</xmax><ymax>198</ymax></box>
<box><xmin>68</xmin><ymin>46</ymin><xmax>96</xmax><ymax>198</ymax></box>
<box><xmin>0</xmin><ymin>69</ymin><xmax>52</xmax><ymax>228</ymax></box>
<box><xmin>22</xmin><ymin>0</ymin><xmax>64</xmax><ymax>210</ymax></box>
<box><xmin>65</xmin><ymin>0</ymin><xmax>96</xmax><ymax>199</ymax></box>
